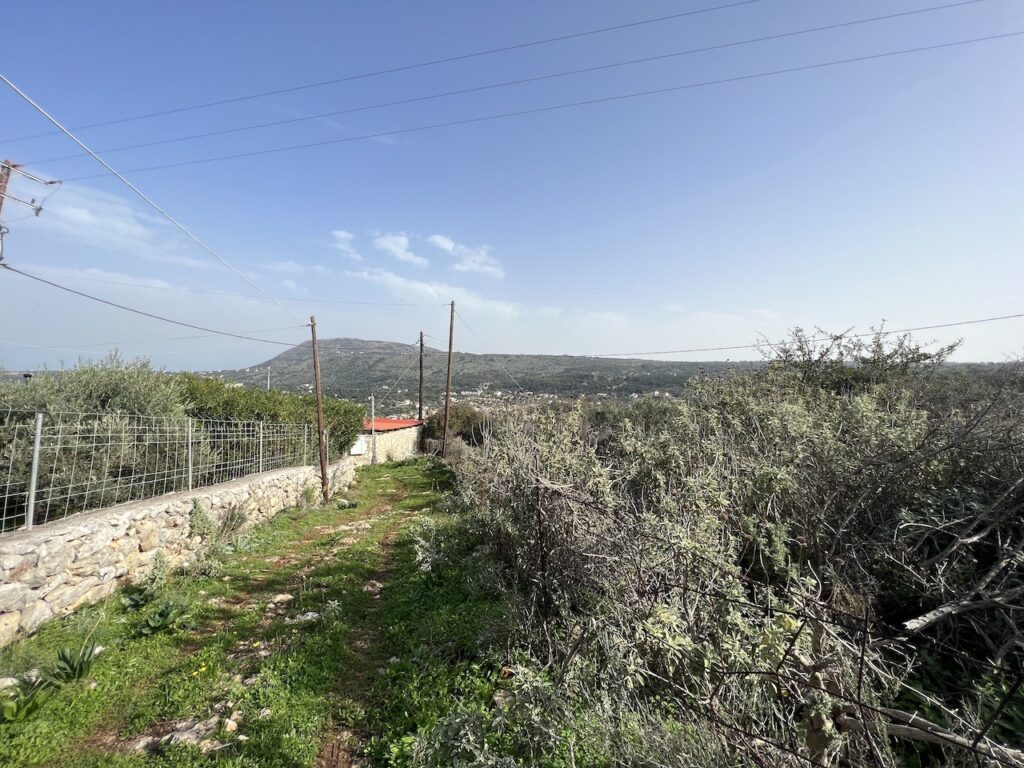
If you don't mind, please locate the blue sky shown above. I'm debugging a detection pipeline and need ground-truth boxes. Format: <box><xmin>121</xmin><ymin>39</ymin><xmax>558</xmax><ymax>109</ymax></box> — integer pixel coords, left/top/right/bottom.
<box><xmin>1</xmin><ymin>0</ymin><xmax>1021</xmax><ymax>371</ymax></box>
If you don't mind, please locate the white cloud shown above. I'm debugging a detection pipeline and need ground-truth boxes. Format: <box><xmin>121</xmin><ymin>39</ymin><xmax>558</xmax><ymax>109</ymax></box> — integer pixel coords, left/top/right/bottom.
<box><xmin>426</xmin><ymin>234</ymin><xmax>456</xmax><ymax>253</ymax></box>
<box><xmin>345</xmin><ymin>268</ymin><xmax>521</xmax><ymax>318</ymax></box>
<box><xmin>25</xmin><ymin>183</ymin><xmax>220</xmax><ymax>272</ymax></box>
<box><xmin>281</xmin><ymin>279</ymin><xmax>298</xmax><ymax>291</ymax></box>
<box><xmin>427</xmin><ymin>234</ymin><xmax>504</xmax><ymax>279</ymax></box>
<box><xmin>372</xmin><ymin>232</ymin><xmax>428</xmax><ymax>268</ymax></box>
<box><xmin>330</xmin><ymin>230</ymin><xmax>362</xmax><ymax>261</ymax></box>
<box><xmin>19</xmin><ymin>264</ymin><xmax>178</xmax><ymax>290</ymax></box>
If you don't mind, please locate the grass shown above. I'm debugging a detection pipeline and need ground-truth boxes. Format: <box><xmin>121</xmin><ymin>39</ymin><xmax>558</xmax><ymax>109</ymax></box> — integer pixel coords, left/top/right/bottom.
<box><xmin>364</xmin><ymin>514</ymin><xmax>507</xmax><ymax>766</ymax></box>
<box><xmin>0</xmin><ymin>458</ymin><xmax>467</xmax><ymax>768</ymax></box>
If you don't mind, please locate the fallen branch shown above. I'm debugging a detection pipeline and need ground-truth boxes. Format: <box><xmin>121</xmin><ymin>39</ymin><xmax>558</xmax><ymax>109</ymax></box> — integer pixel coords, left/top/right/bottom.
<box><xmin>836</xmin><ymin>707</ymin><xmax>1024</xmax><ymax>768</ymax></box>
<box><xmin>904</xmin><ymin>585</ymin><xmax>1024</xmax><ymax>634</ymax></box>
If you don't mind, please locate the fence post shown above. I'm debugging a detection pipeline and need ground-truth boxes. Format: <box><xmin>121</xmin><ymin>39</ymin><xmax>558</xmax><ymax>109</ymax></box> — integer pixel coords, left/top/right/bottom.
<box><xmin>25</xmin><ymin>412</ymin><xmax>43</xmax><ymax>531</ymax></box>
<box><xmin>325</xmin><ymin>429</ymin><xmax>329</xmax><ymax>465</ymax></box>
<box><xmin>303</xmin><ymin>424</ymin><xmax>309</xmax><ymax>465</ymax></box>
<box><xmin>187</xmin><ymin>418</ymin><xmax>193</xmax><ymax>491</ymax></box>
<box><xmin>258</xmin><ymin>422</ymin><xmax>264</xmax><ymax>473</ymax></box>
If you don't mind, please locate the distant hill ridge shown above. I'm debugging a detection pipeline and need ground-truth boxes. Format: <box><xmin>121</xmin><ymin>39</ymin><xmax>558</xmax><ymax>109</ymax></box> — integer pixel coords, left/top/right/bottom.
<box><xmin>211</xmin><ymin>337</ymin><xmax>759</xmax><ymax>413</ymax></box>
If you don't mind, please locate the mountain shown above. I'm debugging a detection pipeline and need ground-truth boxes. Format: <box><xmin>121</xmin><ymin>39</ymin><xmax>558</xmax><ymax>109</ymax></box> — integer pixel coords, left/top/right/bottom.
<box><xmin>208</xmin><ymin>338</ymin><xmax>762</xmax><ymax>415</ymax></box>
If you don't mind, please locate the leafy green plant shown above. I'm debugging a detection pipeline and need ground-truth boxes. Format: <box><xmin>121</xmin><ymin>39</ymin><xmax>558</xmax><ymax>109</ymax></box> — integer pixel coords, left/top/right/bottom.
<box><xmin>188</xmin><ymin>499</ymin><xmax>215</xmax><ymax>540</ymax></box>
<box><xmin>45</xmin><ymin>644</ymin><xmax>99</xmax><ymax>685</ymax></box>
<box><xmin>142</xmin><ymin>551</ymin><xmax>170</xmax><ymax>595</ymax></box>
<box><xmin>218</xmin><ymin>505</ymin><xmax>247</xmax><ymax>539</ymax></box>
<box><xmin>138</xmin><ymin>601</ymin><xmax>190</xmax><ymax>636</ymax></box>
<box><xmin>1</xmin><ymin>678</ymin><xmax>53</xmax><ymax>723</ymax></box>
<box><xmin>121</xmin><ymin>589</ymin><xmax>151</xmax><ymax>612</ymax></box>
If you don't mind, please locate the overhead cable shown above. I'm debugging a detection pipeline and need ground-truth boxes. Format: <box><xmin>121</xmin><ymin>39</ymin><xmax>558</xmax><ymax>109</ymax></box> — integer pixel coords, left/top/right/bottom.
<box><xmin>0</xmin><ymin>72</ymin><xmax>304</xmax><ymax>322</ymax></box>
<box><xmin>0</xmin><ymin>0</ymin><xmax>761</xmax><ymax>143</ymax></box>
<box><xmin>454</xmin><ymin>309</ymin><xmax>529</xmax><ymax>394</ymax></box>
<box><xmin>587</xmin><ymin>312</ymin><xmax>1024</xmax><ymax>358</ymax></box>
<box><xmin>59</xmin><ymin>31</ymin><xmax>1024</xmax><ymax>181</ymax></box>
<box><xmin>15</xmin><ymin>268</ymin><xmax>450</xmax><ymax>307</ymax></box>
<box><xmin>1</xmin><ymin>264</ymin><xmax>306</xmax><ymax>345</ymax></box>
<box><xmin>26</xmin><ymin>0</ymin><xmax>988</xmax><ymax>166</ymax></box>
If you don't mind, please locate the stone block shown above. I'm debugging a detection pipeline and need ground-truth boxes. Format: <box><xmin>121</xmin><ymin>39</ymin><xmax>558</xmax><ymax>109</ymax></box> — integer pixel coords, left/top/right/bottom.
<box><xmin>75</xmin><ymin>528</ymin><xmax>115</xmax><ymax>560</ymax></box>
<box><xmin>41</xmin><ymin>572</ymin><xmax>69</xmax><ymax>594</ymax></box>
<box><xmin>76</xmin><ymin>581</ymin><xmax>117</xmax><ymax>610</ymax></box>
<box><xmin>0</xmin><ymin>540</ymin><xmax>39</xmax><ymax>556</ymax></box>
<box><xmin>18</xmin><ymin>565</ymin><xmax>49</xmax><ymax>589</ymax></box>
<box><xmin>0</xmin><ymin>552</ymin><xmax>37</xmax><ymax>578</ymax></box>
<box><xmin>124</xmin><ymin>549</ymin><xmax>159</xmax><ymax>572</ymax></box>
<box><xmin>72</xmin><ymin>546</ymin><xmax>122</xmax><ymax>571</ymax></box>
<box><xmin>135</xmin><ymin>520</ymin><xmax>161</xmax><ymax>552</ymax></box>
<box><xmin>45</xmin><ymin>577</ymin><xmax>100</xmax><ymax>613</ymax></box>
<box><xmin>20</xmin><ymin>601</ymin><xmax>53</xmax><ymax>633</ymax></box>
<box><xmin>38</xmin><ymin>539</ymin><xmax>73</xmax><ymax>576</ymax></box>
<box><xmin>55</xmin><ymin>525</ymin><xmax>92</xmax><ymax>542</ymax></box>
<box><xmin>0</xmin><ymin>612</ymin><xmax>20</xmax><ymax>646</ymax></box>
<box><xmin>0</xmin><ymin>583</ymin><xmax>30</xmax><ymax>612</ymax></box>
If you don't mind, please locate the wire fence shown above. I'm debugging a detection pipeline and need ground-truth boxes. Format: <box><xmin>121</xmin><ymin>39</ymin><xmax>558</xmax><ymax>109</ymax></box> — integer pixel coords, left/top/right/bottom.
<box><xmin>1</xmin><ymin>411</ymin><xmax>324</xmax><ymax>533</ymax></box>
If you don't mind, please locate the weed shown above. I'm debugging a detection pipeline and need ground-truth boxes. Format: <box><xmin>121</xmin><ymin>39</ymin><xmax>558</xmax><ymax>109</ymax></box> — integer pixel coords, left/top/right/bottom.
<box><xmin>188</xmin><ymin>499</ymin><xmax>215</xmax><ymax>540</ymax></box>
<box><xmin>137</xmin><ymin>601</ymin><xmax>190</xmax><ymax>636</ymax></box>
<box><xmin>301</xmin><ymin>484</ymin><xmax>318</xmax><ymax>508</ymax></box>
<box><xmin>1</xmin><ymin>678</ymin><xmax>53</xmax><ymax>723</ymax></box>
<box><xmin>138</xmin><ymin>550</ymin><xmax>169</xmax><ymax>596</ymax></box>
<box><xmin>45</xmin><ymin>644</ymin><xmax>98</xmax><ymax>685</ymax></box>
<box><xmin>120</xmin><ymin>590</ymin><xmax>150</xmax><ymax>612</ymax></box>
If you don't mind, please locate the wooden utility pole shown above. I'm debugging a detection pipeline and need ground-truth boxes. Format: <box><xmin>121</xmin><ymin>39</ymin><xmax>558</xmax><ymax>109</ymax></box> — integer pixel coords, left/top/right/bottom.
<box><xmin>441</xmin><ymin>301</ymin><xmax>455</xmax><ymax>458</ymax></box>
<box><xmin>0</xmin><ymin>162</ymin><xmax>13</xmax><ymax>222</ymax></box>
<box><xmin>309</xmin><ymin>315</ymin><xmax>330</xmax><ymax>503</ymax></box>
<box><xmin>370</xmin><ymin>394</ymin><xmax>377</xmax><ymax>465</ymax></box>
<box><xmin>0</xmin><ymin>162</ymin><xmax>12</xmax><ymax>263</ymax></box>
<box><xmin>418</xmin><ymin>331</ymin><xmax>425</xmax><ymax>421</ymax></box>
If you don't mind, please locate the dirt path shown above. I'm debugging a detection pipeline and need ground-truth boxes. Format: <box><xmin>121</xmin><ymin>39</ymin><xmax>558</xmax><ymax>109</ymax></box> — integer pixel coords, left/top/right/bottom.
<box><xmin>315</xmin><ymin>520</ymin><xmax>406</xmax><ymax>768</ymax></box>
<box><xmin>0</xmin><ymin>459</ymin><xmax>446</xmax><ymax>768</ymax></box>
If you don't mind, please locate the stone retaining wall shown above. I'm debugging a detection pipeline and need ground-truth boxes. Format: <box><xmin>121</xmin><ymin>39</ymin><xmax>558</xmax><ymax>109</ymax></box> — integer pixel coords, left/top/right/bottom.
<box><xmin>353</xmin><ymin>425</ymin><xmax>421</xmax><ymax>463</ymax></box>
<box><xmin>0</xmin><ymin>458</ymin><xmax>359</xmax><ymax>648</ymax></box>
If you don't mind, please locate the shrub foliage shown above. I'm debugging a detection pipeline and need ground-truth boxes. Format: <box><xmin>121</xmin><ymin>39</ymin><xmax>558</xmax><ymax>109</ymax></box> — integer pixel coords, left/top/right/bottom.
<box><xmin>0</xmin><ymin>355</ymin><xmax>363</xmax><ymax>528</ymax></box>
<box><xmin>419</xmin><ymin>332</ymin><xmax>1024</xmax><ymax>766</ymax></box>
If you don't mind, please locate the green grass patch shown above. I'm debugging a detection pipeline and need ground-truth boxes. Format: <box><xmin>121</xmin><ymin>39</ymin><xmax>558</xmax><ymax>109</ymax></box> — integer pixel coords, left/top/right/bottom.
<box><xmin>363</xmin><ymin>512</ymin><xmax>508</xmax><ymax>765</ymax></box>
<box><xmin>1</xmin><ymin>459</ymin><xmax>447</xmax><ymax>768</ymax></box>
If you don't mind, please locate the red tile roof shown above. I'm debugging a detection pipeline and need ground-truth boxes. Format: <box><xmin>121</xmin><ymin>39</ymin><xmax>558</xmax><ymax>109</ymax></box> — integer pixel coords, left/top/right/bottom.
<box><xmin>363</xmin><ymin>418</ymin><xmax>424</xmax><ymax>433</ymax></box>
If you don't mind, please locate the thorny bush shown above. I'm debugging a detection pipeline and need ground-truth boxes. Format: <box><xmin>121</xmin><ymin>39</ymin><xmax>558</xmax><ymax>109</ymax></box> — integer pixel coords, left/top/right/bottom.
<box><xmin>419</xmin><ymin>332</ymin><xmax>1024</xmax><ymax>767</ymax></box>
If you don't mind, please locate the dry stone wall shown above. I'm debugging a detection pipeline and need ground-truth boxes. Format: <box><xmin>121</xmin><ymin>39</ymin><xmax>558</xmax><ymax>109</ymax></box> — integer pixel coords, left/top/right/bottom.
<box><xmin>365</xmin><ymin>426</ymin><xmax>421</xmax><ymax>463</ymax></box>
<box><xmin>0</xmin><ymin>458</ymin><xmax>359</xmax><ymax>648</ymax></box>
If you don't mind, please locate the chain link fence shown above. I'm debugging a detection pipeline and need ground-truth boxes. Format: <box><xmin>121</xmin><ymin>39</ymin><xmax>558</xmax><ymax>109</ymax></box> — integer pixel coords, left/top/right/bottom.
<box><xmin>1</xmin><ymin>411</ymin><xmax>327</xmax><ymax>534</ymax></box>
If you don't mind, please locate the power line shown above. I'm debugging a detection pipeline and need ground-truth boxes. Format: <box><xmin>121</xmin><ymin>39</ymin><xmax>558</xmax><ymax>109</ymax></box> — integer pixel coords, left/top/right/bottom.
<box><xmin>374</xmin><ymin>337</ymin><xmax>425</xmax><ymax>412</ymax></box>
<box><xmin>587</xmin><ymin>311</ymin><xmax>1024</xmax><ymax>358</ymax></box>
<box><xmin>0</xmin><ymin>73</ymin><xmax>304</xmax><ymax>323</ymax></box>
<box><xmin>59</xmin><ymin>31</ymin><xmax>1024</xmax><ymax>181</ymax></box>
<box><xmin>0</xmin><ymin>161</ymin><xmax>59</xmax><ymax>186</ymax></box>
<box><xmin>0</xmin><ymin>324</ymin><xmax>308</xmax><ymax>350</ymax></box>
<box><xmin>23</xmin><ymin>1</ymin><xmax>988</xmax><ymax>167</ymax></box>
<box><xmin>15</xmin><ymin>268</ymin><xmax>450</xmax><ymax>307</ymax></box>
<box><xmin>454</xmin><ymin>309</ymin><xmax>529</xmax><ymax>395</ymax></box>
<box><xmin>1</xmin><ymin>264</ymin><xmax>306</xmax><ymax>345</ymax></box>
<box><xmin>0</xmin><ymin>337</ymin><xmax>291</xmax><ymax>358</ymax></box>
<box><xmin>0</xmin><ymin>0</ymin><xmax>761</xmax><ymax>144</ymax></box>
